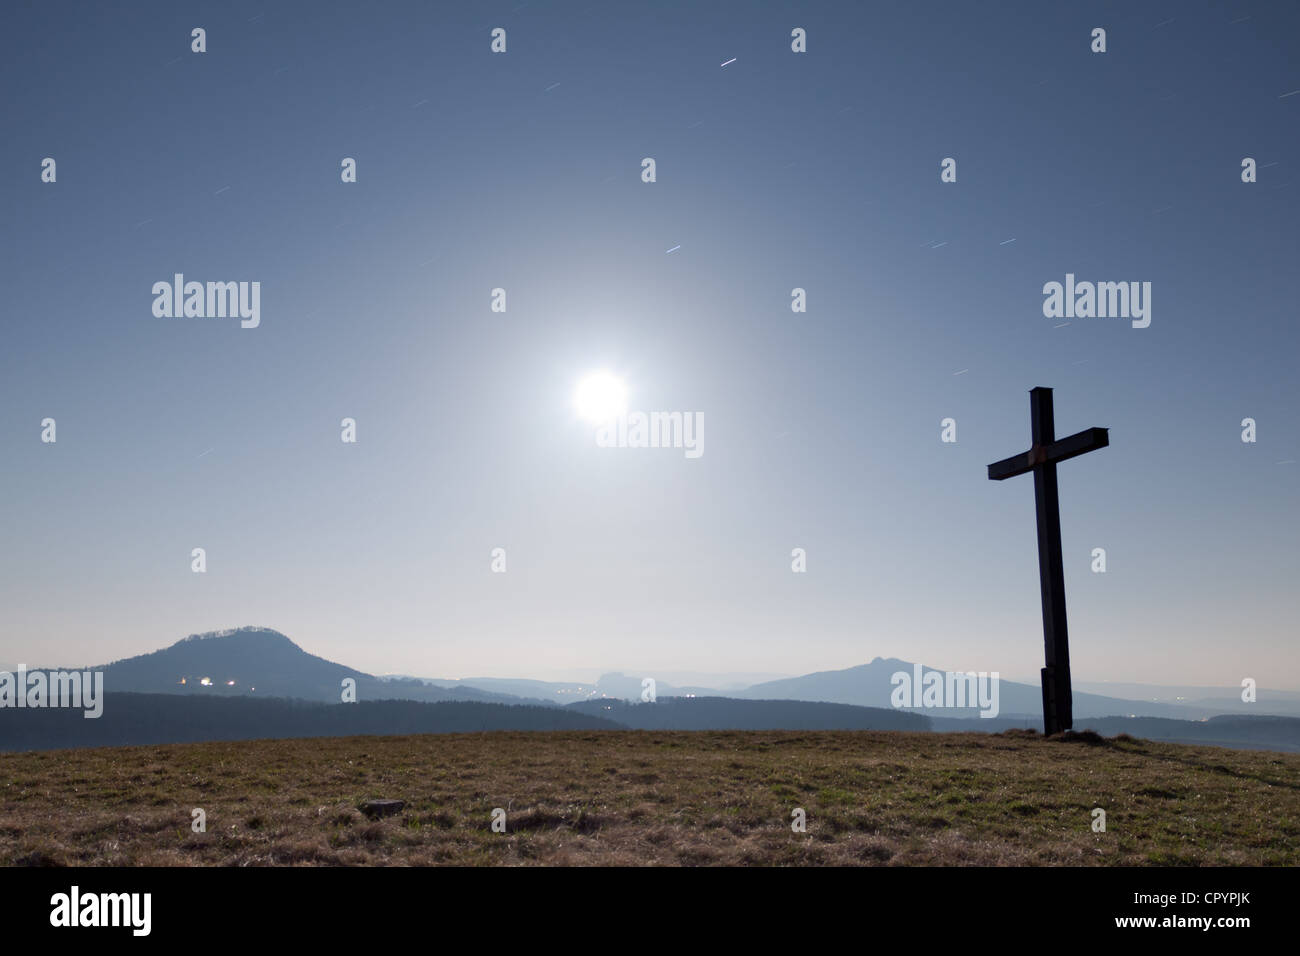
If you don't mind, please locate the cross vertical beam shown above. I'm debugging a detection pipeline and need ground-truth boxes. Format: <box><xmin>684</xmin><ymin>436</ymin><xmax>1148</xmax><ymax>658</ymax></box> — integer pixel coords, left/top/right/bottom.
<box><xmin>1030</xmin><ymin>387</ymin><xmax>1072</xmax><ymax>735</ymax></box>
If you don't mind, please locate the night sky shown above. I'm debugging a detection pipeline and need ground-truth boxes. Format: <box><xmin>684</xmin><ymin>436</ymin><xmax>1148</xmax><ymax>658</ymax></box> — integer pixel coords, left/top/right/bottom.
<box><xmin>3</xmin><ymin>1</ymin><xmax>1297</xmax><ymax>688</ymax></box>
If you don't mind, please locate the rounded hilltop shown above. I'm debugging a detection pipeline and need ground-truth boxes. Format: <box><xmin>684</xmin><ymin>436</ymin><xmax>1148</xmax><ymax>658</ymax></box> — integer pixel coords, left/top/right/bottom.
<box><xmin>179</xmin><ymin>626</ymin><xmax>299</xmax><ymax>647</ymax></box>
<box><xmin>101</xmin><ymin>626</ymin><xmax>362</xmax><ymax>701</ymax></box>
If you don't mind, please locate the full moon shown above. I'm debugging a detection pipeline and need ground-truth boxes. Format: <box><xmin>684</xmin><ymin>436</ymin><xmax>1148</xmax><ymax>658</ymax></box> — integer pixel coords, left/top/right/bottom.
<box><xmin>573</xmin><ymin>372</ymin><xmax>628</xmax><ymax>423</ymax></box>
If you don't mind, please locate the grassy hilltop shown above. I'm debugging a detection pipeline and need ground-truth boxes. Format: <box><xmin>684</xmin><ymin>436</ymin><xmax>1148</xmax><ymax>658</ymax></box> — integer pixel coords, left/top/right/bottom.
<box><xmin>1</xmin><ymin>730</ymin><xmax>1296</xmax><ymax>866</ymax></box>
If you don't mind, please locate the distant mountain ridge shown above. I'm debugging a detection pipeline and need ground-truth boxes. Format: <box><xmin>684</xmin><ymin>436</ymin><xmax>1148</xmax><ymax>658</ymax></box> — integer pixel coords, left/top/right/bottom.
<box><xmin>15</xmin><ymin>627</ymin><xmax>1292</xmax><ymax>754</ymax></box>
<box><xmin>733</xmin><ymin>657</ymin><xmax>1300</xmax><ymax>721</ymax></box>
<box><xmin>422</xmin><ymin>673</ymin><xmax>722</xmax><ymax>704</ymax></box>
<box><xmin>59</xmin><ymin>629</ymin><xmax>1296</xmax><ymax>719</ymax></box>
<box><xmin>69</xmin><ymin>627</ymin><xmax>547</xmax><ymax>706</ymax></box>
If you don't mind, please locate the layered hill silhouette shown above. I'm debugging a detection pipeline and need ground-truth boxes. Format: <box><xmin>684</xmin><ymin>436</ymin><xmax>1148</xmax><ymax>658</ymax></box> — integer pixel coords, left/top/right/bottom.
<box><xmin>735</xmin><ymin>657</ymin><xmax>1250</xmax><ymax>721</ymax></box>
<box><xmin>74</xmin><ymin>627</ymin><xmax>544</xmax><ymax>706</ymax></box>
<box><xmin>8</xmin><ymin>627</ymin><xmax>1294</xmax><ymax>753</ymax></box>
<box><xmin>428</xmin><ymin>664</ymin><xmax>1300</xmax><ymax>719</ymax></box>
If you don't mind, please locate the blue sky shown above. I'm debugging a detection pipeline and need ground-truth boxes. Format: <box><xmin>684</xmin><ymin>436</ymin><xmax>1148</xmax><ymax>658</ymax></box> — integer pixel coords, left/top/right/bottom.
<box><xmin>2</xmin><ymin>1</ymin><xmax>1297</xmax><ymax>688</ymax></box>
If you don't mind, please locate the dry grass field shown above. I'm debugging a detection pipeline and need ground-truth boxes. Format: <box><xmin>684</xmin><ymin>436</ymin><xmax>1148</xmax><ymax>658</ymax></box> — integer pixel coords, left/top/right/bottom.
<box><xmin>1</xmin><ymin>729</ymin><xmax>1296</xmax><ymax>866</ymax></box>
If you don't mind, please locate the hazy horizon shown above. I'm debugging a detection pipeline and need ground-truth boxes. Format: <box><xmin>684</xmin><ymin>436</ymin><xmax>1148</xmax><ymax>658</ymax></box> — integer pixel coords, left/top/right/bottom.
<box><xmin>18</xmin><ymin>622</ymin><xmax>1300</xmax><ymax>698</ymax></box>
<box><xmin>4</xmin><ymin>2</ymin><xmax>1298</xmax><ymax>691</ymax></box>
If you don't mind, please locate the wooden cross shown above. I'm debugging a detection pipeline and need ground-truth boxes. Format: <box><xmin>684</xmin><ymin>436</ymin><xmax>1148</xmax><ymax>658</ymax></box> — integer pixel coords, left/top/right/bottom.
<box><xmin>987</xmin><ymin>387</ymin><xmax>1108</xmax><ymax>735</ymax></box>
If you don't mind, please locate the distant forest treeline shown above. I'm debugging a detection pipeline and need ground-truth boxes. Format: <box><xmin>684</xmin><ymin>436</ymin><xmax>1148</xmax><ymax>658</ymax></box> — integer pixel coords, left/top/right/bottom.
<box><xmin>0</xmin><ymin>694</ymin><xmax>620</xmax><ymax>751</ymax></box>
<box><xmin>0</xmin><ymin>693</ymin><xmax>929</xmax><ymax>752</ymax></box>
<box><xmin>567</xmin><ymin>697</ymin><xmax>929</xmax><ymax>731</ymax></box>
<box><xmin>2</xmin><ymin>692</ymin><xmax>1295</xmax><ymax>754</ymax></box>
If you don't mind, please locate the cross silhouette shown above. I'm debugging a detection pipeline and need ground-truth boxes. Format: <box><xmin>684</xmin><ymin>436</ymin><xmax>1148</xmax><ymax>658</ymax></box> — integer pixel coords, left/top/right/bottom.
<box><xmin>988</xmin><ymin>387</ymin><xmax>1109</xmax><ymax>735</ymax></box>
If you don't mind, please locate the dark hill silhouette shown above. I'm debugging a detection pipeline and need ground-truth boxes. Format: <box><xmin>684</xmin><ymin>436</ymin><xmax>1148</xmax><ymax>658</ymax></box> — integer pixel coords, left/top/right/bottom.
<box><xmin>21</xmin><ymin>628</ymin><xmax>1292</xmax><ymax>753</ymax></box>
<box><xmin>0</xmin><ymin>694</ymin><xmax>620</xmax><ymax>752</ymax></box>
<box><xmin>72</xmin><ymin>627</ymin><xmax>540</xmax><ymax>706</ymax></box>
<box><xmin>567</xmin><ymin>696</ymin><xmax>929</xmax><ymax>731</ymax></box>
<box><xmin>736</xmin><ymin>657</ymin><xmax>1218</xmax><ymax>720</ymax></box>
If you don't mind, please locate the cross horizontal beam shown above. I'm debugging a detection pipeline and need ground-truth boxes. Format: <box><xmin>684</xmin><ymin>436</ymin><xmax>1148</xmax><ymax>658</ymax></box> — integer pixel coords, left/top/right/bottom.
<box><xmin>987</xmin><ymin>427</ymin><xmax>1109</xmax><ymax>481</ymax></box>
